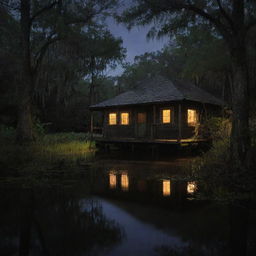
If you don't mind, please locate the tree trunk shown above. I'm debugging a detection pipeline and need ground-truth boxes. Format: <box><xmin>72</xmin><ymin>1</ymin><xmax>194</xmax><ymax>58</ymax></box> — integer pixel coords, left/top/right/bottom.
<box><xmin>230</xmin><ymin>42</ymin><xmax>251</xmax><ymax>169</ymax></box>
<box><xmin>89</xmin><ymin>56</ymin><xmax>96</xmax><ymax>139</ymax></box>
<box><xmin>16</xmin><ymin>0</ymin><xmax>34</xmax><ymax>143</ymax></box>
<box><xmin>16</xmin><ymin>90</ymin><xmax>34</xmax><ymax>144</ymax></box>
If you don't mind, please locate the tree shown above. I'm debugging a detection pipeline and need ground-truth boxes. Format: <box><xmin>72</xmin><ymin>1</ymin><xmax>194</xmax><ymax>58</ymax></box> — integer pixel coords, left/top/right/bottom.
<box><xmin>35</xmin><ymin>25</ymin><xmax>125</xmax><ymax>132</ymax></box>
<box><xmin>118</xmin><ymin>26</ymin><xmax>231</xmax><ymax>101</ymax></box>
<box><xmin>81</xmin><ymin>25</ymin><xmax>125</xmax><ymax>106</ymax></box>
<box><xmin>120</xmin><ymin>0</ymin><xmax>256</xmax><ymax>171</ymax></box>
<box><xmin>0</xmin><ymin>0</ymin><xmax>117</xmax><ymax>143</ymax></box>
<box><xmin>0</xmin><ymin>6</ymin><xmax>21</xmax><ymax>127</ymax></box>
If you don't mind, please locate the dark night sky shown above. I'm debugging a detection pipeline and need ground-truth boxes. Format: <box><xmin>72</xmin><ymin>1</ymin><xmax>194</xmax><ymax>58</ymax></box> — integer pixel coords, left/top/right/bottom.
<box><xmin>106</xmin><ymin>16</ymin><xmax>169</xmax><ymax>76</ymax></box>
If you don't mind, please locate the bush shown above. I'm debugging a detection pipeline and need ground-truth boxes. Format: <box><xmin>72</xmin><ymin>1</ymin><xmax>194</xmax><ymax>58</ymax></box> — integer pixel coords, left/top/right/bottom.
<box><xmin>0</xmin><ymin>125</ymin><xmax>15</xmax><ymax>138</ymax></box>
<box><xmin>33</xmin><ymin>119</ymin><xmax>46</xmax><ymax>137</ymax></box>
<box><xmin>192</xmin><ymin>117</ymin><xmax>256</xmax><ymax>202</ymax></box>
<box><xmin>200</xmin><ymin>117</ymin><xmax>231</xmax><ymax>141</ymax></box>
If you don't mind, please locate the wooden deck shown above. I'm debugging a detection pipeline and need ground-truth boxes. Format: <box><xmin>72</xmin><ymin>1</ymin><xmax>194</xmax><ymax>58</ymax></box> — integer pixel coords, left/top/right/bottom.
<box><xmin>93</xmin><ymin>136</ymin><xmax>209</xmax><ymax>146</ymax></box>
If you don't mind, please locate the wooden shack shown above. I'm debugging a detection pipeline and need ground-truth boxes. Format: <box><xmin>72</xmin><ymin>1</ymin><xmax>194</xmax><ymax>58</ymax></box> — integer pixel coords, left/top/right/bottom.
<box><xmin>90</xmin><ymin>76</ymin><xmax>224</xmax><ymax>145</ymax></box>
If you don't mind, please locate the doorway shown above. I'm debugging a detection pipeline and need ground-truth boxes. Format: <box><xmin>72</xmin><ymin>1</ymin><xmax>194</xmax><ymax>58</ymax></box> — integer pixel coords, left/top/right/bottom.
<box><xmin>137</xmin><ymin>112</ymin><xmax>147</xmax><ymax>138</ymax></box>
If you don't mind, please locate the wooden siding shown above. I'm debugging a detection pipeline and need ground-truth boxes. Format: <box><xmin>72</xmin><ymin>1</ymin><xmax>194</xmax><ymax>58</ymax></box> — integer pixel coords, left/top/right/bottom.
<box><xmin>99</xmin><ymin>101</ymin><xmax>220</xmax><ymax>140</ymax></box>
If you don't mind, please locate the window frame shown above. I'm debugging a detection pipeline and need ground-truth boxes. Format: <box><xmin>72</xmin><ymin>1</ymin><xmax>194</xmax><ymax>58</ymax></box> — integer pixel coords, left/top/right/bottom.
<box><xmin>187</xmin><ymin>108</ymin><xmax>198</xmax><ymax>127</ymax></box>
<box><xmin>108</xmin><ymin>112</ymin><xmax>117</xmax><ymax>125</ymax></box>
<box><xmin>160</xmin><ymin>107</ymin><xmax>174</xmax><ymax>125</ymax></box>
<box><xmin>120</xmin><ymin>112</ymin><xmax>130</xmax><ymax>125</ymax></box>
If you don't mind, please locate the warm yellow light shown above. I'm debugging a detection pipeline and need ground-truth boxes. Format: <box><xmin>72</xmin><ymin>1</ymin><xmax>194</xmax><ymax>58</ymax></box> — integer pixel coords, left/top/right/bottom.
<box><xmin>109</xmin><ymin>172</ymin><xmax>117</xmax><ymax>189</ymax></box>
<box><xmin>187</xmin><ymin>182</ymin><xmax>197</xmax><ymax>194</ymax></box>
<box><xmin>187</xmin><ymin>109</ymin><xmax>197</xmax><ymax>126</ymax></box>
<box><xmin>162</xmin><ymin>179</ymin><xmax>171</xmax><ymax>196</ymax></box>
<box><xmin>121</xmin><ymin>173</ymin><xmax>129</xmax><ymax>191</ymax></box>
<box><xmin>162</xmin><ymin>109</ymin><xmax>171</xmax><ymax>123</ymax></box>
<box><xmin>109</xmin><ymin>113</ymin><xmax>117</xmax><ymax>125</ymax></box>
<box><xmin>121</xmin><ymin>112</ymin><xmax>129</xmax><ymax>125</ymax></box>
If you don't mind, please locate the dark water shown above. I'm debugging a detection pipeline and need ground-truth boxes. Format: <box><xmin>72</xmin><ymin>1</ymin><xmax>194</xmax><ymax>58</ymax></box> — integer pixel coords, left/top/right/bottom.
<box><xmin>0</xmin><ymin>157</ymin><xmax>255</xmax><ymax>256</ymax></box>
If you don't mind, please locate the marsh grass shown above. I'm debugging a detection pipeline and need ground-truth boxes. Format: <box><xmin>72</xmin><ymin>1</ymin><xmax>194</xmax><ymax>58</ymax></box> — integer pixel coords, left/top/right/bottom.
<box><xmin>0</xmin><ymin>132</ymin><xmax>96</xmax><ymax>174</ymax></box>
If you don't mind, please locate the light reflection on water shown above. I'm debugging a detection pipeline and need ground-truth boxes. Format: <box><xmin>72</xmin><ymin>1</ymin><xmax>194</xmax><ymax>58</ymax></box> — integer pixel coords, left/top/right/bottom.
<box><xmin>1</xmin><ymin>158</ymin><xmax>252</xmax><ymax>256</ymax></box>
<box><xmin>109</xmin><ymin>172</ymin><xmax>117</xmax><ymax>189</ymax></box>
<box><xmin>121</xmin><ymin>172</ymin><xmax>129</xmax><ymax>191</ymax></box>
<box><xmin>162</xmin><ymin>179</ymin><xmax>171</xmax><ymax>196</ymax></box>
<box><xmin>107</xmin><ymin>168</ymin><xmax>197</xmax><ymax>199</ymax></box>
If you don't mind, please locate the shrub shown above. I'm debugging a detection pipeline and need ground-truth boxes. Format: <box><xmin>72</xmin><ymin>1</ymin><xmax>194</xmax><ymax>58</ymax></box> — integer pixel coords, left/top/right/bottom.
<box><xmin>0</xmin><ymin>125</ymin><xmax>15</xmax><ymax>138</ymax></box>
<box><xmin>192</xmin><ymin>117</ymin><xmax>256</xmax><ymax>202</ymax></box>
<box><xmin>200</xmin><ymin>117</ymin><xmax>231</xmax><ymax>141</ymax></box>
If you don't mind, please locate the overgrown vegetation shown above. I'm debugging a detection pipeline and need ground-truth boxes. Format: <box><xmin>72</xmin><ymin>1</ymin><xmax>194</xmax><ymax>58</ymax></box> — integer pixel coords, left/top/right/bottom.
<box><xmin>191</xmin><ymin>118</ymin><xmax>256</xmax><ymax>204</ymax></box>
<box><xmin>0</xmin><ymin>127</ymin><xmax>96</xmax><ymax>175</ymax></box>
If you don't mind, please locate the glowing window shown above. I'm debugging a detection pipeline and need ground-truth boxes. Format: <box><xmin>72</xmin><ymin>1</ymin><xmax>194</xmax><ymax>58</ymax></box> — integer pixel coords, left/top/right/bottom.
<box><xmin>162</xmin><ymin>109</ymin><xmax>171</xmax><ymax>123</ymax></box>
<box><xmin>109</xmin><ymin>172</ymin><xmax>117</xmax><ymax>189</ymax></box>
<box><xmin>162</xmin><ymin>179</ymin><xmax>171</xmax><ymax>196</ymax></box>
<box><xmin>121</xmin><ymin>172</ymin><xmax>129</xmax><ymax>191</ymax></box>
<box><xmin>187</xmin><ymin>109</ymin><xmax>197</xmax><ymax>126</ymax></box>
<box><xmin>109</xmin><ymin>113</ymin><xmax>117</xmax><ymax>125</ymax></box>
<box><xmin>187</xmin><ymin>182</ymin><xmax>197</xmax><ymax>194</ymax></box>
<box><xmin>121</xmin><ymin>112</ymin><xmax>129</xmax><ymax>125</ymax></box>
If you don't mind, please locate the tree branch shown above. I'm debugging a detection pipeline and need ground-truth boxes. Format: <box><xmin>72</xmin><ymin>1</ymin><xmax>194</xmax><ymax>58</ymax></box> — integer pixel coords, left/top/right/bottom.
<box><xmin>142</xmin><ymin>0</ymin><xmax>231</xmax><ymax>39</ymax></box>
<box><xmin>63</xmin><ymin>4</ymin><xmax>106</xmax><ymax>26</ymax></box>
<box><xmin>30</xmin><ymin>1</ymin><xmax>58</xmax><ymax>24</ymax></box>
<box><xmin>33</xmin><ymin>34</ymin><xmax>61</xmax><ymax>76</ymax></box>
<box><xmin>216</xmin><ymin>0</ymin><xmax>234</xmax><ymax>30</ymax></box>
<box><xmin>0</xmin><ymin>0</ymin><xmax>19</xmax><ymax>11</ymax></box>
<box><xmin>178</xmin><ymin>3</ymin><xmax>231</xmax><ymax>38</ymax></box>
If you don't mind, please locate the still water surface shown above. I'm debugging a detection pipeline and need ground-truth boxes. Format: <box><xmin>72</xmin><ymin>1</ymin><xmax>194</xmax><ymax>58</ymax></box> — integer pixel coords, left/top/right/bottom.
<box><xmin>0</xmin><ymin>156</ymin><xmax>254</xmax><ymax>256</ymax></box>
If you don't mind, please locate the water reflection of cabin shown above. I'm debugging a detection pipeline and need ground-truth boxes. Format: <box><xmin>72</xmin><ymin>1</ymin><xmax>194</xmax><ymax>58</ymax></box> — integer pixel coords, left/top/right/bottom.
<box><xmin>107</xmin><ymin>171</ymin><xmax>197</xmax><ymax>199</ymax></box>
<box><xmin>90</xmin><ymin>76</ymin><xmax>224</xmax><ymax>145</ymax></box>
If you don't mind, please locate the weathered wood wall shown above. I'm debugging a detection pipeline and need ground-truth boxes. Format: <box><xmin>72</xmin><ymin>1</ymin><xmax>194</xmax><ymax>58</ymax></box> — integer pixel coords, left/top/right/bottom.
<box><xmin>101</xmin><ymin>101</ymin><xmax>221</xmax><ymax>140</ymax></box>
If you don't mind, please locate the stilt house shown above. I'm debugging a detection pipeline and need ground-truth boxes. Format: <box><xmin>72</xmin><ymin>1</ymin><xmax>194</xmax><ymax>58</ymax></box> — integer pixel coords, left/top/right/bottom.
<box><xmin>90</xmin><ymin>76</ymin><xmax>224</xmax><ymax>144</ymax></box>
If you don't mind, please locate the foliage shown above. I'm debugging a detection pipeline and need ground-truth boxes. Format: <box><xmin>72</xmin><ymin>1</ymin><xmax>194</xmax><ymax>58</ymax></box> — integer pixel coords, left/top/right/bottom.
<box><xmin>118</xmin><ymin>25</ymin><xmax>232</xmax><ymax>102</ymax></box>
<box><xmin>35</xmin><ymin>24</ymin><xmax>125</xmax><ymax>106</ymax></box>
<box><xmin>0</xmin><ymin>1</ymin><xmax>126</xmax><ymax>136</ymax></box>
<box><xmin>191</xmin><ymin>118</ymin><xmax>256</xmax><ymax>204</ymax></box>
<box><xmin>33</xmin><ymin>118</ymin><xmax>46</xmax><ymax>136</ymax></box>
<box><xmin>0</xmin><ymin>132</ymin><xmax>96</xmax><ymax>173</ymax></box>
<box><xmin>119</xmin><ymin>0</ymin><xmax>256</xmax><ymax>180</ymax></box>
<box><xmin>200</xmin><ymin>117</ymin><xmax>231</xmax><ymax>141</ymax></box>
<box><xmin>0</xmin><ymin>125</ymin><xmax>15</xmax><ymax>138</ymax></box>
<box><xmin>118</xmin><ymin>48</ymin><xmax>178</xmax><ymax>90</ymax></box>
<box><xmin>0</xmin><ymin>0</ymin><xmax>126</xmax><ymax>142</ymax></box>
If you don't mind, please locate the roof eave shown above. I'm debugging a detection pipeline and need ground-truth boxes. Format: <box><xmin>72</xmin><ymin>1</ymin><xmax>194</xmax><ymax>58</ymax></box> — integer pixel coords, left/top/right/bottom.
<box><xmin>89</xmin><ymin>98</ymin><xmax>225</xmax><ymax>110</ymax></box>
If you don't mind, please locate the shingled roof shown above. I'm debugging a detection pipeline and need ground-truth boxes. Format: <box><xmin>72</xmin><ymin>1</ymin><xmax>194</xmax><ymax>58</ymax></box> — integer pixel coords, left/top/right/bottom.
<box><xmin>90</xmin><ymin>76</ymin><xmax>224</xmax><ymax>109</ymax></box>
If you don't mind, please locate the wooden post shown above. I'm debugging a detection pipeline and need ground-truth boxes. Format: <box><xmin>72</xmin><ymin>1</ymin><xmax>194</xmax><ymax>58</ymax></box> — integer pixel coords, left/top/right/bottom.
<box><xmin>151</xmin><ymin>105</ymin><xmax>156</xmax><ymax>139</ymax></box>
<box><xmin>90</xmin><ymin>111</ymin><xmax>94</xmax><ymax>136</ymax></box>
<box><xmin>89</xmin><ymin>111</ymin><xmax>94</xmax><ymax>149</ymax></box>
<box><xmin>102</xmin><ymin>111</ymin><xmax>105</xmax><ymax>138</ymax></box>
<box><xmin>178</xmin><ymin>103</ymin><xmax>182</xmax><ymax>142</ymax></box>
<box><xmin>134</xmin><ymin>109</ymin><xmax>137</xmax><ymax>138</ymax></box>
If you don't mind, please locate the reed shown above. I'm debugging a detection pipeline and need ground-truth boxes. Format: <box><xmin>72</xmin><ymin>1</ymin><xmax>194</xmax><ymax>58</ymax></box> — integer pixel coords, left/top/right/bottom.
<box><xmin>0</xmin><ymin>132</ymin><xmax>96</xmax><ymax>171</ymax></box>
